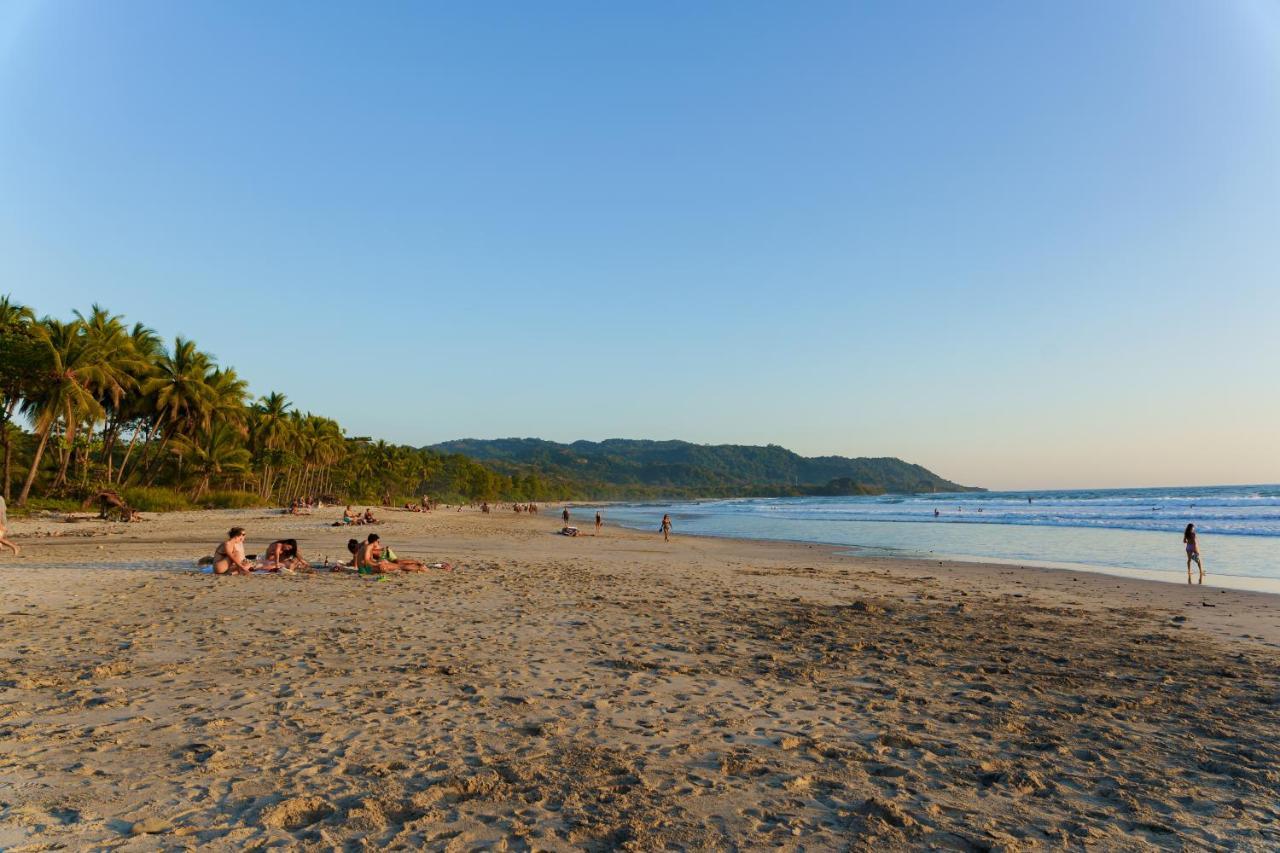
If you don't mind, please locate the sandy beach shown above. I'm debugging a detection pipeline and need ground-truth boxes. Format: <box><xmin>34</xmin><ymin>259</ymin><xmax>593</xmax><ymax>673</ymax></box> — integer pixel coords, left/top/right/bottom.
<box><xmin>1</xmin><ymin>507</ymin><xmax>1278</xmax><ymax>850</ymax></box>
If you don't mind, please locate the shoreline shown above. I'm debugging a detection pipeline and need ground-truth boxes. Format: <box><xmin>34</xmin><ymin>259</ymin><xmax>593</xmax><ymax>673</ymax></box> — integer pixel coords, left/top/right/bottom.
<box><xmin>1</xmin><ymin>507</ymin><xmax>1278</xmax><ymax>848</ymax></box>
<box><xmin>575</xmin><ymin>502</ymin><xmax>1280</xmax><ymax>595</ymax></box>
<box><xmin>4</xmin><ymin>505</ymin><xmax>1280</xmax><ymax>646</ymax></box>
<box><xmin>563</xmin><ymin>510</ymin><xmax>1280</xmax><ymax>597</ymax></box>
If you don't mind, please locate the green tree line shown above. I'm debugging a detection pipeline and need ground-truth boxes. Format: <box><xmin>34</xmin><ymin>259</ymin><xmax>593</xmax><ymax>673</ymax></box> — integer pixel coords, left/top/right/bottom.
<box><xmin>0</xmin><ymin>297</ymin><xmax>574</xmax><ymax>509</ymax></box>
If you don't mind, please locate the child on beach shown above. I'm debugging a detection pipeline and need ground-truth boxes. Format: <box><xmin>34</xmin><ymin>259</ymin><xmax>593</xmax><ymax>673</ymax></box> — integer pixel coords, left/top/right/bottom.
<box><xmin>1184</xmin><ymin>523</ymin><xmax>1204</xmax><ymax>584</ymax></box>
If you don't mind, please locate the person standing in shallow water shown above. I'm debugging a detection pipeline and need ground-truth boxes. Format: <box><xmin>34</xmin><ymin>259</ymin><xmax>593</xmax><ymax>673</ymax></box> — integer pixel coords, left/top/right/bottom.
<box><xmin>1183</xmin><ymin>523</ymin><xmax>1204</xmax><ymax>585</ymax></box>
<box><xmin>660</xmin><ymin>513</ymin><xmax>672</xmax><ymax>542</ymax></box>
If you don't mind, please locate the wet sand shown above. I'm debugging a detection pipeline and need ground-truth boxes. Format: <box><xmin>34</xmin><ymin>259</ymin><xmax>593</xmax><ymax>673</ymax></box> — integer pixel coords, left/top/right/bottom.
<box><xmin>1</xmin><ymin>507</ymin><xmax>1277</xmax><ymax>850</ymax></box>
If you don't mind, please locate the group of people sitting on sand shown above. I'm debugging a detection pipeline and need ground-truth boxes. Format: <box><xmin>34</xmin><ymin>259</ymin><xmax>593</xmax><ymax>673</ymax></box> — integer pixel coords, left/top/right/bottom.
<box><xmin>512</xmin><ymin>503</ymin><xmax>540</xmax><ymax>513</ymax></box>
<box><xmin>208</xmin><ymin>527</ymin><xmax>450</xmax><ymax>576</ymax></box>
<box><xmin>403</xmin><ymin>495</ymin><xmax>438</xmax><ymax>513</ymax></box>
<box><xmin>340</xmin><ymin>533</ymin><xmax>451</xmax><ymax>574</ymax></box>
<box><xmin>209</xmin><ymin>528</ymin><xmax>309</xmax><ymax>575</ymax></box>
<box><xmin>333</xmin><ymin>506</ymin><xmax>379</xmax><ymax>526</ymax></box>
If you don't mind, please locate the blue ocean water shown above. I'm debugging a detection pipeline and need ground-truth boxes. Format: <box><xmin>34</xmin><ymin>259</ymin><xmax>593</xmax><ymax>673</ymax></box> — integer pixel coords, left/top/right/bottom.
<box><xmin>574</xmin><ymin>485</ymin><xmax>1280</xmax><ymax>589</ymax></box>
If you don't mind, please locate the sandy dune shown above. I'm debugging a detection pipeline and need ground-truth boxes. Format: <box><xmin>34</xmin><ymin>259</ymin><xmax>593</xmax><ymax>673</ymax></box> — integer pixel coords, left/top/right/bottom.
<box><xmin>1</xmin><ymin>508</ymin><xmax>1277</xmax><ymax>850</ymax></box>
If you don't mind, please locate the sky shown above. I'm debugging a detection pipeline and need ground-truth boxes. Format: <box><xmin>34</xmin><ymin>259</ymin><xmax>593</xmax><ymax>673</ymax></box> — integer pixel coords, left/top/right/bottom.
<box><xmin>1</xmin><ymin>1</ymin><xmax>1278</xmax><ymax>490</ymax></box>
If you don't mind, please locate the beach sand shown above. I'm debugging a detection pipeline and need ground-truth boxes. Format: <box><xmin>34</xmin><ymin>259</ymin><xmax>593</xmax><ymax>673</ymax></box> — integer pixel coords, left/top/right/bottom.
<box><xmin>1</xmin><ymin>507</ymin><xmax>1277</xmax><ymax>850</ymax></box>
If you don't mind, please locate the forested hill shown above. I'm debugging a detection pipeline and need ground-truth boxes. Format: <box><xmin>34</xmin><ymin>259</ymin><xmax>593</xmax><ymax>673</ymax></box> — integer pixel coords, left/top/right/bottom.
<box><xmin>429</xmin><ymin>438</ymin><xmax>981</xmax><ymax>498</ymax></box>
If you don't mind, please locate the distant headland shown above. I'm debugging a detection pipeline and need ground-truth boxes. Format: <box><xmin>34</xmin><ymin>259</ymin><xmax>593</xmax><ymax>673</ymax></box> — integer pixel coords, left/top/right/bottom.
<box><xmin>430</xmin><ymin>437</ymin><xmax>982</xmax><ymax>499</ymax></box>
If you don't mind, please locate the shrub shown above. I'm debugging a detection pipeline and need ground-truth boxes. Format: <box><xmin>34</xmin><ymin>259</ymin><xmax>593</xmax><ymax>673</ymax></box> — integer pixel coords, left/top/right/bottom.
<box><xmin>121</xmin><ymin>487</ymin><xmax>194</xmax><ymax>513</ymax></box>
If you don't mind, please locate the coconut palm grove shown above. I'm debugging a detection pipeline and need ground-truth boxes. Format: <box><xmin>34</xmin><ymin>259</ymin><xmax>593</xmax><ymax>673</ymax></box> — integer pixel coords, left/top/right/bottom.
<box><xmin>0</xmin><ymin>296</ymin><xmax>572</xmax><ymax>511</ymax></box>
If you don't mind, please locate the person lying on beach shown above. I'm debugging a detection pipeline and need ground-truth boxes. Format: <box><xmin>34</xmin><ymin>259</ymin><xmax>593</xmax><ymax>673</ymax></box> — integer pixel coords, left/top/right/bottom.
<box><xmin>213</xmin><ymin>527</ymin><xmax>254</xmax><ymax>575</ymax></box>
<box><xmin>261</xmin><ymin>538</ymin><xmax>310</xmax><ymax>572</ymax></box>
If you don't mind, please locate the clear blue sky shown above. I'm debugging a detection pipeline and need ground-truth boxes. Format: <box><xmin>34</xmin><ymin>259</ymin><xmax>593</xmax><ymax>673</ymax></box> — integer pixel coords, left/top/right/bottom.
<box><xmin>2</xmin><ymin>1</ymin><xmax>1278</xmax><ymax>489</ymax></box>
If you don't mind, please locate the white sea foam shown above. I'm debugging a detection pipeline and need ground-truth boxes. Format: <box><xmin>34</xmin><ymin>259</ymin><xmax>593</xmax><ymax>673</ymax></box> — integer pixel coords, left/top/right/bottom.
<box><xmin>583</xmin><ymin>485</ymin><xmax>1280</xmax><ymax>582</ymax></box>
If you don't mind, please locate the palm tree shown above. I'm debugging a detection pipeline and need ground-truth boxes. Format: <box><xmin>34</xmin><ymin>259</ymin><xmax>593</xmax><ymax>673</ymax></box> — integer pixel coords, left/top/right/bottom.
<box><xmin>72</xmin><ymin>306</ymin><xmax>150</xmax><ymax>486</ymax></box>
<box><xmin>17</xmin><ymin>318</ymin><xmax>106</xmax><ymax>503</ymax></box>
<box><xmin>138</xmin><ymin>338</ymin><xmax>216</xmax><ymax>484</ymax></box>
<box><xmin>206</xmin><ymin>368</ymin><xmax>249</xmax><ymax>435</ymax></box>
<box><xmin>250</xmin><ymin>392</ymin><xmax>293</xmax><ymax>499</ymax></box>
<box><xmin>171</xmin><ymin>423</ymin><xmax>251</xmax><ymax>499</ymax></box>
<box><xmin>0</xmin><ymin>295</ymin><xmax>37</xmax><ymax>500</ymax></box>
<box><xmin>109</xmin><ymin>323</ymin><xmax>161</xmax><ymax>483</ymax></box>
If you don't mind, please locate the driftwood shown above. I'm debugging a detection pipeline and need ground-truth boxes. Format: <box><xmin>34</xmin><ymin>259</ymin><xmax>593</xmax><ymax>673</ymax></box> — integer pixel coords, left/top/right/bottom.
<box><xmin>83</xmin><ymin>490</ymin><xmax>138</xmax><ymax>522</ymax></box>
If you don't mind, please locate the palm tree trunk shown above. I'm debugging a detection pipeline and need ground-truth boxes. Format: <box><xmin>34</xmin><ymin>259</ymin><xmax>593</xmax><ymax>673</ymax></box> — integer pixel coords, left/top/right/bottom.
<box><xmin>116</xmin><ymin>423</ymin><xmax>143</xmax><ymax>484</ymax></box>
<box><xmin>17</xmin><ymin>421</ymin><xmax>54</xmax><ymax>505</ymax></box>
<box><xmin>1</xmin><ymin>427</ymin><xmax>12</xmax><ymax>502</ymax></box>
<box><xmin>101</xmin><ymin>418</ymin><xmax>120</xmax><ymax>483</ymax></box>
<box><xmin>52</xmin><ymin>419</ymin><xmax>77</xmax><ymax>490</ymax></box>
<box><xmin>143</xmin><ymin>423</ymin><xmax>178</xmax><ymax>487</ymax></box>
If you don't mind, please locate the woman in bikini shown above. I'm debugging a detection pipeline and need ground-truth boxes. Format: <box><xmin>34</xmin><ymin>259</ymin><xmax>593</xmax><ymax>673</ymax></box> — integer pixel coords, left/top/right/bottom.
<box><xmin>1183</xmin><ymin>523</ymin><xmax>1204</xmax><ymax>585</ymax></box>
<box><xmin>213</xmin><ymin>527</ymin><xmax>253</xmax><ymax>575</ymax></box>
<box><xmin>660</xmin><ymin>513</ymin><xmax>672</xmax><ymax>543</ymax></box>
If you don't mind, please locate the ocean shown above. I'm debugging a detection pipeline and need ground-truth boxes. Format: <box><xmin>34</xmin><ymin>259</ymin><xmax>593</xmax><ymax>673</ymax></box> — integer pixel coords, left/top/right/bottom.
<box><xmin>573</xmin><ymin>485</ymin><xmax>1280</xmax><ymax>591</ymax></box>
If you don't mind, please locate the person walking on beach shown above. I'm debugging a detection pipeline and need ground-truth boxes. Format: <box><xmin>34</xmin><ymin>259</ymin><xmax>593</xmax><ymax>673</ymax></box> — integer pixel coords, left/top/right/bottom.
<box><xmin>595</xmin><ymin>511</ymin><xmax>603</xmax><ymax>535</ymax></box>
<box><xmin>1183</xmin><ymin>523</ymin><xmax>1204</xmax><ymax>585</ymax></box>
<box><xmin>0</xmin><ymin>496</ymin><xmax>19</xmax><ymax>556</ymax></box>
<box><xmin>660</xmin><ymin>513</ymin><xmax>672</xmax><ymax>542</ymax></box>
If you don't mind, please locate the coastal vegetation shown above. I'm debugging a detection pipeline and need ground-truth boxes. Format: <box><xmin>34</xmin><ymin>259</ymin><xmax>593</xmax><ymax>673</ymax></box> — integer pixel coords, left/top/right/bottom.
<box><xmin>432</xmin><ymin>438</ymin><xmax>979</xmax><ymax>498</ymax></box>
<box><xmin>0</xmin><ymin>297</ymin><xmax>577</xmax><ymax>510</ymax></box>
<box><xmin>1</xmin><ymin>297</ymin><xmax>975</xmax><ymax>511</ymax></box>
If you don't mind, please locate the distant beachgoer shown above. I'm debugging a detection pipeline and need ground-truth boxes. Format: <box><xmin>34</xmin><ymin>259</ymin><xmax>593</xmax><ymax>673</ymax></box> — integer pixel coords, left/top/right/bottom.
<box><xmin>213</xmin><ymin>527</ymin><xmax>253</xmax><ymax>575</ymax></box>
<box><xmin>562</xmin><ymin>507</ymin><xmax>570</xmax><ymax>524</ymax></box>
<box><xmin>660</xmin><ymin>513</ymin><xmax>672</xmax><ymax>542</ymax></box>
<box><xmin>595</xmin><ymin>511</ymin><xmax>603</xmax><ymax>534</ymax></box>
<box><xmin>0</xmin><ymin>496</ymin><xmax>18</xmax><ymax>556</ymax></box>
<box><xmin>934</xmin><ymin>508</ymin><xmax>939</xmax><ymax>518</ymax></box>
<box><xmin>363</xmin><ymin>508</ymin><xmax>377</xmax><ymax>524</ymax></box>
<box><xmin>1183</xmin><ymin>523</ymin><xmax>1204</xmax><ymax>585</ymax></box>
<box><xmin>1028</xmin><ymin>497</ymin><xmax>1032</xmax><ymax>504</ymax></box>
